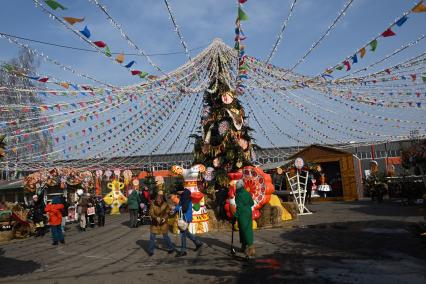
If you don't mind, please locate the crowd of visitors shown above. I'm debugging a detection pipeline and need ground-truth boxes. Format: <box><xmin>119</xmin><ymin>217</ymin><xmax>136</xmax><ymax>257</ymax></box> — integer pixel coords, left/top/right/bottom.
<box><xmin>24</xmin><ymin>182</ymin><xmax>254</xmax><ymax>258</ymax></box>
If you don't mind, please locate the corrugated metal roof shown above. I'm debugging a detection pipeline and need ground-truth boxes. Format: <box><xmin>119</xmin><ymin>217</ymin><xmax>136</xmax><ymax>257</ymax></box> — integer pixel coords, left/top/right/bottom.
<box><xmin>0</xmin><ymin>179</ymin><xmax>23</xmax><ymax>191</ymax></box>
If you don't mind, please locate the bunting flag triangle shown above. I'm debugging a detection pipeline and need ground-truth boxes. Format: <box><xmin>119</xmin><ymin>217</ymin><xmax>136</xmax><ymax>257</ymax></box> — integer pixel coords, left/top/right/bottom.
<box><xmin>60</xmin><ymin>82</ymin><xmax>69</xmax><ymax>89</ymax></box>
<box><xmin>44</xmin><ymin>0</ymin><xmax>66</xmax><ymax>10</ymax></box>
<box><xmin>395</xmin><ymin>15</ymin><xmax>408</xmax><ymax>26</ymax></box>
<box><xmin>93</xmin><ymin>41</ymin><xmax>107</xmax><ymax>48</ymax></box>
<box><xmin>80</xmin><ymin>26</ymin><xmax>91</xmax><ymax>38</ymax></box>
<box><xmin>370</xmin><ymin>39</ymin><xmax>378</xmax><ymax>51</ymax></box>
<box><xmin>63</xmin><ymin>17</ymin><xmax>84</xmax><ymax>25</ymax></box>
<box><xmin>116</xmin><ymin>53</ymin><xmax>125</xmax><ymax>64</ymax></box>
<box><xmin>352</xmin><ymin>54</ymin><xmax>358</xmax><ymax>64</ymax></box>
<box><xmin>359</xmin><ymin>47</ymin><xmax>366</xmax><ymax>58</ymax></box>
<box><xmin>139</xmin><ymin>71</ymin><xmax>149</xmax><ymax>78</ymax></box>
<box><xmin>239</xmin><ymin>0</ymin><xmax>248</xmax><ymax>3</ymax></box>
<box><xmin>381</xmin><ymin>28</ymin><xmax>396</xmax><ymax>37</ymax></box>
<box><xmin>422</xmin><ymin>73</ymin><xmax>426</xmax><ymax>82</ymax></box>
<box><xmin>336</xmin><ymin>65</ymin><xmax>343</xmax><ymax>70</ymax></box>
<box><xmin>131</xmin><ymin>70</ymin><xmax>142</xmax><ymax>75</ymax></box>
<box><xmin>238</xmin><ymin>7</ymin><xmax>249</xmax><ymax>21</ymax></box>
<box><xmin>124</xmin><ymin>61</ymin><xmax>136</xmax><ymax>68</ymax></box>
<box><xmin>343</xmin><ymin>60</ymin><xmax>351</xmax><ymax>71</ymax></box>
<box><xmin>412</xmin><ymin>1</ymin><xmax>426</xmax><ymax>12</ymax></box>
<box><xmin>104</xmin><ymin>45</ymin><xmax>112</xmax><ymax>57</ymax></box>
<box><xmin>38</xmin><ymin>77</ymin><xmax>49</xmax><ymax>83</ymax></box>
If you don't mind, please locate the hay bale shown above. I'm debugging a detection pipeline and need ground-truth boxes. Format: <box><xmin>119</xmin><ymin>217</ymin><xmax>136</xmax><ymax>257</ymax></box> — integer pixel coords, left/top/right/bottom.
<box><xmin>281</xmin><ymin>201</ymin><xmax>298</xmax><ymax>219</ymax></box>
<box><xmin>257</xmin><ymin>204</ymin><xmax>272</xmax><ymax>227</ymax></box>
<box><xmin>270</xmin><ymin>206</ymin><xmax>281</xmax><ymax>226</ymax></box>
<box><xmin>0</xmin><ymin>231</ymin><xmax>13</xmax><ymax>243</ymax></box>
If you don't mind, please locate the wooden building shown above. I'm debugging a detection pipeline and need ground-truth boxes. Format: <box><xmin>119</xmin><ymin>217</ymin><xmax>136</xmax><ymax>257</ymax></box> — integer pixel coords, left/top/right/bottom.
<box><xmin>287</xmin><ymin>145</ymin><xmax>361</xmax><ymax>201</ymax></box>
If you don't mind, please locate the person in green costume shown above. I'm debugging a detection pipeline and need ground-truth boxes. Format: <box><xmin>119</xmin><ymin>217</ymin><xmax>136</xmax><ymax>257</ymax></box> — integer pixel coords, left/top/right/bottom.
<box><xmin>234</xmin><ymin>179</ymin><xmax>255</xmax><ymax>257</ymax></box>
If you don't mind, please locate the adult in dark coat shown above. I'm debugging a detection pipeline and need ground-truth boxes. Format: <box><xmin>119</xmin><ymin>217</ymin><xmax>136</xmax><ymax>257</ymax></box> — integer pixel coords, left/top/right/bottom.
<box><xmin>128</xmin><ymin>189</ymin><xmax>141</xmax><ymax>228</ymax></box>
<box><xmin>95</xmin><ymin>196</ymin><xmax>107</xmax><ymax>227</ymax></box>
<box><xmin>29</xmin><ymin>195</ymin><xmax>46</xmax><ymax>237</ymax></box>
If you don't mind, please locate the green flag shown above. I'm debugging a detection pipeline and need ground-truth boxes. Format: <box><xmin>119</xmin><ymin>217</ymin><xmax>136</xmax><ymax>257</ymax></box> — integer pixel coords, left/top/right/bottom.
<box><xmin>139</xmin><ymin>72</ymin><xmax>149</xmax><ymax>79</ymax></box>
<box><xmin>370</xmin><ymin>39</ymin><xmax>377</xmax><ymax>51</ymax></box>
<box><xmin>238</xmin><ymin>7</ymin><xmax>248</xmax><ymax>21</ymax></box>
<box><xmin>2</xmin><ymin>64</ymin><xmax>14</xmax><ymax>73</ymax></box>
<box><xmin>44</xmin><ymin>0</ymin><xmax>67</xmax><ymax>10</ymax></box>
<box><xmin>422</xmin><ymin>73</ymin><xmax>426</xmax><ymax>83</ymax></box>
<box><xmin>336</xmin><ymin>65</ymin><xmax>343</xmax><ymax>70</ymax></box>
<box><xmin>104</xmin><ymin>45</ymin><xmax>112</xmax><ymax>57</ymax></box>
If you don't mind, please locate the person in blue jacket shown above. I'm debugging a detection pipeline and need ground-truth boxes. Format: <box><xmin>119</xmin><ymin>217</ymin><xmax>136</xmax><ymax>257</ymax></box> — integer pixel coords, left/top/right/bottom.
<box><xmin>173</xmin><ymin>187</ymin><xmax>203</xmax><ymax>257</ymax></box>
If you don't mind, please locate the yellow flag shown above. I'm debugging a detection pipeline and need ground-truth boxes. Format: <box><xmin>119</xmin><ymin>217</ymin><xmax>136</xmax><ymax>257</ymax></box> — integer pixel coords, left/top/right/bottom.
<box><xmin>359</xmin><ymin>47</ymin><xmax>366</xmax><ymax>58</ymax></box>
<box><xmin>116</xmin><ymin>53</ymin><xmax>125</xmax><ymax>64</ymax></box>
<box><xmin>63</xmin><ymin>17</ymin><xmax>85</xmax><ymax>25</ymax></box>
<box><xmin>412</xmin><ymin>1</ymin><xmax>426</xmax><ymax>12</ymax></box>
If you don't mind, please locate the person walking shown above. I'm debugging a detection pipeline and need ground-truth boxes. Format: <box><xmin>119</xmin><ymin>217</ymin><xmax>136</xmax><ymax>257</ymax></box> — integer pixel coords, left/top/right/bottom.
<box><xmin>87</xmin><ymin>194</ymin><xmax>96</xmax><ymax>228</ymax></box>
<box><xmin>45</xmin><ymin>197</ymin><xmax>65</xmax><ymax>245</ymax></box>
<box><xmin>59</xmin><ymin>195</ymin><xmax>69</xmax><ymax>233</ymax></box>
<box><xmin>173</xmin><ymin>187</ymin><xmax>202</xmax><ymax>257</ymax></box>
<box><xmin>77</xmin><ymin>192</ymin><xmax>89</xmax><ymax>231</ymax></box>
<box><xmin>128</xmin><ymin>188</ymin><xmax>141</xmax><ymax>228</ymax></box>
<box><xmin>234</xmin><ymin>180</ymin><xmax>255</xmax><ymax>258</ymax></box>
<box><xmin>95</xmin><ymin>196</ymin><xmax>106</xmax><ymax>227</ymax></box>
<box><xmin>29</xmin><ymin>195</ymin><xmax>46</xmax><ymax>237</ymax></box>
<box><xmin>147</xmin><ymin>192</ymin><xmax>175</xmax><ymax>256</ymax></box>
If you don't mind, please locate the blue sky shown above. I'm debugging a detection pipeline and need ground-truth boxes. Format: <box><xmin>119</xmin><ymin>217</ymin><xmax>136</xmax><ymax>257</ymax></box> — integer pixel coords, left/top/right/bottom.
<box><xmin>1</xmin><ymin>0</ymin><xmax>425</xmax><ymax>86</ymax></box>
<box><xmin>1</xmin><ymin>0</ymin><xmax>425</xmax><ymax>159</ymax></box>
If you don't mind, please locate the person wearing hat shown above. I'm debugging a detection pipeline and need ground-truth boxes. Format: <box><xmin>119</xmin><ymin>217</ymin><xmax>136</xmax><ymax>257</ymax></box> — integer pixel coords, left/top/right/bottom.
<box><xmin>147</xmin><ymin>191</ymin><xmax>174</xmax><ymax>256</ymax></box>
<box><xmin>172</xmin><ymin>186</ymin><xmax>203</xmax><ymax>257</ymax></box>
<box><xmin>45</xmin><ymin>196</ymin><xmax>65</xmax><ymax>245</ymax></box>
<box><xmin>234</xmin><ymin>179</ymin><xmax>255</xmax><ymax>258</ymax></box>
<box><xmin>29</xmin><ymin>195</ymin><xmax>46</xmax><ymax>237</ymax></box>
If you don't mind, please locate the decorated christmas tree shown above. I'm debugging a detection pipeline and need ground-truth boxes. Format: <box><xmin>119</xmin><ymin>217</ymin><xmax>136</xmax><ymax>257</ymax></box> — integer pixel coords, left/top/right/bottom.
<box><xmin>192</xmin><ymin>56</ymin><xmax>254</xmax><ymax>194</ymax></box>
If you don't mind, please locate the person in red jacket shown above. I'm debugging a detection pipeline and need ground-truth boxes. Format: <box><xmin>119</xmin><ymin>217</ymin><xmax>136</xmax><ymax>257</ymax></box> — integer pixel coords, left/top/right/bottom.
<box><xmin>45</xmin><ymin>196</ymin><xmax>65</xmax><ymax>245</ymax></box>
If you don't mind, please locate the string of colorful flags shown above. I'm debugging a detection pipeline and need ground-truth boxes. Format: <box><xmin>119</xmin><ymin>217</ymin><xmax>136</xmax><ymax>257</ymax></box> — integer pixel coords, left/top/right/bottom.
<box><xmin>323</xmin><ymin>0</ymin><xmax>426</xmax><ymax>75</ymax></box>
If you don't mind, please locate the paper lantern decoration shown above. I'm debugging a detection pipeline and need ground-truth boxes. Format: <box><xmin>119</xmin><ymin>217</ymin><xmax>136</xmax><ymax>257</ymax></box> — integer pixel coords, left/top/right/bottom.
<box><xmin>218</xmin><ymin>120</ymin><xmax>230</xmax><ymax>135</ymax></box>
<box><xmin>194</xmin><ymin>164</ymin><xmax>206</xmax><ymax>173</ymax></box>
<box><xmin>221</xmin><ymin>91</ymin><xmax>234</xmax><ymax>104</ymax></box>
<box><xmin>213</xmin><ymin>158</ymin><xmax>220</xmax><ymax>167</ymax></box>
<box><xmin>104</xmin><ymin>170</ymin><xmax>112</xmax><ymax>179</ymax></box>
<box><xmin>123</xmin><ymin>170</ymin><xmax>133</xmax><ymax>185</ymax></box>
<box><xmin>203</xmin><ymin>167</ymin><xmax>215</xmax><ymax>181</ymax></box>
<box><xmin>155</xmin><ymin>176</ymin><xmax>165</xmax><ymax>185</ymax></box>
<box><xmin>171</xmin><ymin>165</ymin><xmax>184</xmax><ymax>175</ymax></box>
<box><xmin>238</xmin><ymin>138</ymin><xmax>249</xmax><ymax>150</ymax></box>
<box><xmin>114</xmin><ymin>169</ymin><xmax>121</xmax><ymax>177</ymax></box>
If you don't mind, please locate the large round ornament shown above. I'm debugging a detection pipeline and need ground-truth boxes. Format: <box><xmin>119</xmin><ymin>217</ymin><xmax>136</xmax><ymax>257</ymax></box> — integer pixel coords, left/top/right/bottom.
<box><xmin>213</xmin><ymin>158</ymin><xmax>220</xmax><ymax>167</ymax></box>
<box><xmin>221</xmin><ymin>91</ymin><xmax>234</xmax><ymax>104</ymax></box>
<box><xmin>237</xmin><ymin>138</ymin><xmax>249</xmax><ymax>150</ymax></box>
<box><xmin>218</xmin><ymin>121</ymin><xmax>230</xmax><ymax>136</ymax></box>
<box><xmin>203</xmin><ymin>167</ymin><xmax>215</xmax><ymax>181</ymax></box>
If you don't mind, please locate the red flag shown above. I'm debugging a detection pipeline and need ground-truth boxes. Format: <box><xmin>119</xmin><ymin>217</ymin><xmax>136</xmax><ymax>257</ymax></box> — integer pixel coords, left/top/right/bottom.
<box><xmin>131</xmin><ymin>70</ymin><xmax>142</xmax><ymax>75</ymax></box>
<box><xmin>239</xmin><ymin>0</ymin><xmax>248</xmax><ymax>3</ymax></box>
<box><xmin>93</xmin><ymin>41</ymin><xmax>107</xmax><ymax>48</ymax></box>
<box><xmin>385</xmin><ymin>69</ymin><xmax>391</xmax><ymax>74</ymax></box>
<box><xmin>381</xmin><ymin>28</ymin><xmax>396</xmax><ymax>37</ymax></box>
<box><xmin>38</xmin><ymin>77</ymin><xmax>49</xmax><ymax>83</ymax></box>
<box><xmin>343</xmin><ymin>60</ymin><xmax>351</xmax><ymax>71</ymax></box>
<box><xmin>410</xmin><ymin>74</ymin><xmax>417</xmax><ymax>81</ymax></box>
